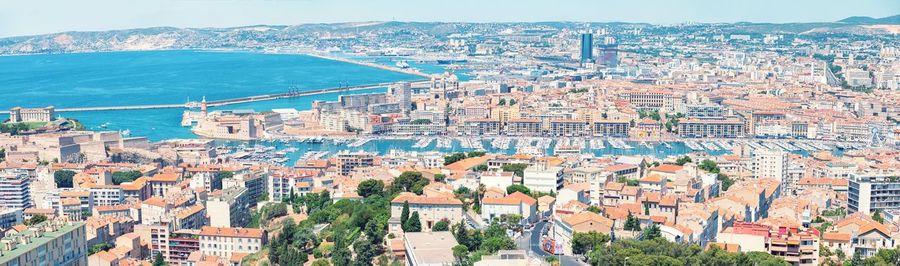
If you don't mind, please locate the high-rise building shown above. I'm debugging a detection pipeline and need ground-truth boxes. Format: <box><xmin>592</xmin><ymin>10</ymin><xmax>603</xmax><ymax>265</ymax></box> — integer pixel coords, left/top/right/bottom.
<box><xmin>579</xmin><ymin>33</ymin><xmax>593</xmax><ymax>64</ymax></box>
<box><xmin>0</xmin><ymin>169</ymin><xmax>32</xmax><ymax>209</ymax></box>
<box><xmin>207</xmin><ymin>186</ymin><xmax>251</xmax><ymax>228</ymax></box>
<box><xmin>597</xmin><ymin>36</ymin><xmax>619</xmax><ymax>67</ymax></box>
<box><xmin>751</xmin><ymin>149</ymin><xmax>788</xmax><ymax>186</ymax></box>
<box><xmin>0</xmin><ymin>219</ymin><xmax>87</xmax><ymax>265</ymax></box>
<box><xmin>849</xmin><ymin>173</ymin><xmax>900</xmax><ymax>215</ymax></box>
<box><xmin>390</xmin><ymin>82</ymin><xmax>412</xmax><ymax>114</ymax></box>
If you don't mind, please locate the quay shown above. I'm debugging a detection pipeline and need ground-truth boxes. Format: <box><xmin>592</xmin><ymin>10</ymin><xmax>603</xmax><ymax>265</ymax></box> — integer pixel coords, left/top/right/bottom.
<box><xmin>303</xmin><ymin>53</ymin><xmax>435</xmax><ymax>79</ymax></box>
<box><xmin>0</xmin><ymin>80</ymin><xmax>430</xmax><ymax>114</ymax></box>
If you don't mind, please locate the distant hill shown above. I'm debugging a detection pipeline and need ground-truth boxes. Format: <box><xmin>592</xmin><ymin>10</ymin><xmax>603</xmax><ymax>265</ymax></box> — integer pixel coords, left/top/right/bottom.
<box><xmin>838</xmin><ymin>15</ymin><xmax>900</xmax><ymax>25</ymax></box>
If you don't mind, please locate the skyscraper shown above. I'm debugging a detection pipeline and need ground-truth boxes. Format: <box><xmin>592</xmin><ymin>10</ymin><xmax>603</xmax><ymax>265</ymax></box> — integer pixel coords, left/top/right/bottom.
<box><xmin>580</xmin><ymin>33</ymin><xmax>593</xmax><ymax>64</ymax></box>
<box><xmin>390</xmin><ymin>82</ymin><xmax>411</xmax><ymax>114</ymax></box>
<box><xmin>598</xmin><ymin>36</ymin><xmax>619</xmax><ymax>67</ymax></box>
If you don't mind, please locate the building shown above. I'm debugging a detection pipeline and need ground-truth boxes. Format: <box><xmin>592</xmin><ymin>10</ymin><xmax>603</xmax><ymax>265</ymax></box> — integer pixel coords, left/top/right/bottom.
<box><xmin>149</xmin><ymin>224</ymin><xmax>200</xmax><ymax>265</ymax></box>
<box><xmin>0</xmin><ymin>220</ymin><xmax>87</xmax><ymax>266</ymax></box>
<box><xmin>475</xmin><ymin>250</ymin><xmax>549</xmax><ymax>266</ymax></box>
<box><xmin>390</xmin><ymin>82</ymin><xmax>412</xmax><ymax>114</ymax></box>
<box><xmin>523</xmin><ymin>163</ymin><xmax>563</xmax><ymax>193</ymax></box>
<box><xmin>678</xmin><ymin>118</ymin><xmax>746</xmax><ymax>138</ymax></box>
<box><xmin>751</xmin><ymin>149</ymin><xmax>788</xmax><ymax>185</ymax></box>
<box><xmin>579</xmin><ymin>33</ymin><xmax>593</xmax><ymax>65</ymax></box>
<box><xmin>390</xmin><ymin>193</ymin><xmax>463</xmax><ymax>234</ymax></box>
<box><xmin>552</xmin><ymin>212</ymin><xmax>613</xmax><ymax>255</ymax></box>
<box><xmin>849</xmin><ymin>173</ymin><xmax>900</xmax><ymax>214</ymax></box>
<box><xmin>481</xmin><ymin>192</ymin><xmax>538</xmax><ymax>223</ymax></box>
<box><xmin>198</xmin><ymin>226</ymin><xmax>267</xmax><ymax>259</ymax></box>
<box><xmin>335</xmin><ymin>151</ymin><xmax>375</xmax><ymax>176</ymax></box>
<box><xmin>267</xmin><ymin>170</ymin><xmax>314</xmax><ymax>202</ymax></box>
<box><xmin>207</xmin><ymin>187</ymin><xmax>251</xmax><ymax>228</ymax></box>
<box><xmin>403</xmin><ymin>231</ymin><xmax>458</xmax><ymax>266</ymax></box>
<box><xmin>0</xmin><ymin>170</ymin><xmax>32</xmax><ymax>209</ymax></box>
<box><xmin>8</xmin><ymin>106</ymin><xmax>55</xmax><ymax>123</ymax></box>
<box><xmin>0</xmin><ymin>208</ymin><xmax>23</xmax><ymax>229</ymax></box>
<box><xmin>148</xmin><ymin>173</ymin><xmax>179</xmax><ymax>198</ymax></box>
<box><xmin>597</xmin><ymin>36</ymin><xmax>618</xmax><ymax>67</ymax></box>
<box><xmin>716</xmin><ymin>222</ymin><xmax>819</xmax><ymax>266</ymax></box>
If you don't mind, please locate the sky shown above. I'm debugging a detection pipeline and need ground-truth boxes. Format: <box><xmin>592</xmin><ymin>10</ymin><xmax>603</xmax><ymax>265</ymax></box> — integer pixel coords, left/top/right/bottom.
<box><xmin>0</xmin><ymin>0</ymin><xmax>897</xmax><ymax>37</ymax></box>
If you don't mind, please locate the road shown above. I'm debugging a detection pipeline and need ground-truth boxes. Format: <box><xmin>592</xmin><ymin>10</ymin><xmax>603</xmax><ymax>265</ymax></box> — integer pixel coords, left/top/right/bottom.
<box><xmin>517</xmin><ymin>220</ymin><xmax>587</xmax><ymax>266</ymax></box>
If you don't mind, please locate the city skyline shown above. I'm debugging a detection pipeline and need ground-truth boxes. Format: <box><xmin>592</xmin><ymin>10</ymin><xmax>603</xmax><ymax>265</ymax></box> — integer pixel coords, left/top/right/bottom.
<box><xmin>1</xmin><ymin>0</ymin><xmax>897</xmax><ymax>37</ymax></box>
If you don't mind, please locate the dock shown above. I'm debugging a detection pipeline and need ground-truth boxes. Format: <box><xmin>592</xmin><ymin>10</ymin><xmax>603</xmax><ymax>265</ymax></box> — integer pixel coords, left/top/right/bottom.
<box><xmin>0</xmin><ymin>80</ymin><xmax>430</xmax><ymax>114</ymax></box>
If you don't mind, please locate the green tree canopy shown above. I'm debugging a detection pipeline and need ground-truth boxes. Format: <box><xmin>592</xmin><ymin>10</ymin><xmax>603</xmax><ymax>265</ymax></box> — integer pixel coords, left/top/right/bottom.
<box><xmin>357</xmin><ymin>179</ymin><xmax>384</xmax><ymax>198</ymax></box>
<box><xmin>54</xmin><ymin>170</ymin><xmax>76</xmax><ymax>188</ymax></box>
<box><xmin>112</xmin><ymin>170</ymin><xmax>142</xmax><ymax>185</ymax></box>
<box><xmin>506</xmin><ymin>184</ymin><xmax>531</xmax><ymax>195</ymax></box>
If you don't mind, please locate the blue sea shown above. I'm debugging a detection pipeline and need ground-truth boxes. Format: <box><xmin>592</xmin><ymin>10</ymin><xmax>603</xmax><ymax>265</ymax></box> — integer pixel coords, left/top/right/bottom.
<box><xmin>0</xmin><ymin>50</ymin><xmax>734</xmax><ymax>161</ymax></box>
<box><xmin>0</xmin><ymin>50</ymin><xmax>421</xmax><ymax>140</ymax></box>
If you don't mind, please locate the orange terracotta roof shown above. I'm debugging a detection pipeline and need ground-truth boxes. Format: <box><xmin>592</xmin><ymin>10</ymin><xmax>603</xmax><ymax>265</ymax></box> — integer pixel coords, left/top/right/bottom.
<box><xmin>149</xmin><ymin>173</ymin><xmax>178</xmax><ymax>182</ymax></box>
<box><xmin>822</xmin><ymin>232</ymin><xmax>851</xmax><ymax>242</ymax></box>
<box><xmin>142</xmin><ymin>197</ymin><xmax>167</xmax><ymax>208</ymax></box>
<box><xmin>199</xmin><ymin>226</ymin><xmax>265</xmax><ymax>238</ymax></box>
<box><xmin>640</xmin><ymin>174</ymin><xmax>664</xmax><ymax>183</ymax></box>
<box><xmin>175</xmin><ymin>204</ymin><xmax>205</xmax><ymax>219</ymax></box>
<box><xmin>650</xmin><ymin>164</ymin><xmax>683</xmax><ymax>173</ymax></box>
<box><xmin>391</xmin><ymin>192</ymin><xmax>463</xmax><ymax>205</ymax></box>
<box><xmin>563</xmin><ymin>211</ymin><xmax>613</xmax><ymax>229</ymax></box>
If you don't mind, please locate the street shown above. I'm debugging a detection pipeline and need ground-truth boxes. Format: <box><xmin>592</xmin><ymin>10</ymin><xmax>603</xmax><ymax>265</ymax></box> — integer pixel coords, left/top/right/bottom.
<box><xmin>517</xmin><ymin>220</ymin><xmax>587</xmax><ymax>266</ymax></box>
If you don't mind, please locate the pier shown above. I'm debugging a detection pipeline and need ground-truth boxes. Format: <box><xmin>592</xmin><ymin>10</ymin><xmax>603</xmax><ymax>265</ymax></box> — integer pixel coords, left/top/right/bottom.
<box><xmin>0</xmin><ymin>55</ymin><xmax>435</xmax><ymax>114</ymax></box>
<box><xmin>0</xmin><ymin>80</ymin><xmax>430</xmax><ymax>114</ymax></box>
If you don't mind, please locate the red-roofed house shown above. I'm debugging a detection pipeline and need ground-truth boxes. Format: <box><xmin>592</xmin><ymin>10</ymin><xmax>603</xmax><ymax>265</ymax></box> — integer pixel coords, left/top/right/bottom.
<box><xmin>481</xmin><ymin>192</ymin><xmax>538</xmax><ymax>223</ymax></box>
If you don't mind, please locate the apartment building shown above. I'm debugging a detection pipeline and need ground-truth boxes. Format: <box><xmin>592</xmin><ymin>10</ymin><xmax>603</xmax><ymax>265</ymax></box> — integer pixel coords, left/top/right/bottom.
<box><xmin>335</xmin><ymin>151</ymin><xmax>375</xmax><ymax>176</ymax></box>
<box><xmin>523</xmin><ymin>163</ymin><xmax>564</xmax><ymax>193</ymax></box>
<box><xmin>848</xmin><ymin>173</ymin><xmax>900</xmax><ymax>215</ymax></box>
<box><xmin>0</xmin><ymin>220</ymin><xmax>87</xmax><ymax>266</ymax></box>
<box><xmin>207</xmin><ymin>186</ymin><xmax>251</xmax><ymax>228</ymax></box>
<box><xmin>198</xmin><ymin>226</ymin><xmax>267</xmax><ymax>259</ymax></box>
<box><xmin>678</xmin><ymin>118</ymin><xmax>746</xmax><ymax>138</ymax></box>
<box><xmin>389</xmin><ymin>193</ymin><xmax>463</xmax><ymax>234</ymax></box>
<box><xmin>0</xmin><ymin>169</ymin><xmax>32</xmax><ymax>209</ymax></box>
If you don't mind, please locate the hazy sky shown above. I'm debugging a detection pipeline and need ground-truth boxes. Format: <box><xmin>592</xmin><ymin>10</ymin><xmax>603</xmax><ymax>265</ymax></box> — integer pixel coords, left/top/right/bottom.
<box><xmin>1</xmin><ymin>0</ymin><xmax>897</xmax><ymax>37</ymax></box>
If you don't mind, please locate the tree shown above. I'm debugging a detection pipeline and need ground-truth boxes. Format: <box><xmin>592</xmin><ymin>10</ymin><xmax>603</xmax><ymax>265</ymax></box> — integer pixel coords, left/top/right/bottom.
<box><xmin>444</xmin><ymin>153</ymin><xmax>467</xmax><ymax>165</ymax></box>
<box><xmin>624</xmin><ymin>211</ymin><xmax>640</xmax><ymax>231</ymax></box>
<box><xmin>572</xmin><ymin>231</ymin><xmax>610</xmax><ymax>254</ymax></box>
<box><xmin>391</xmin><ymin>171</ymin><xmax>429</xmax><ymax>195</ymax></box>
<box><xmin>54</xmin><ymin>170</ymin><xmax>76</xmax><ymax>188</ymax></box>
<box><xmin>400</xmin><ymin>201</ymin><xmax>410</xmax><ymax>230</ymax></box>
<box><xmin>88</xmin><ymin>243</ymin><xmax>113</xmax><ymax>255</ymax></box>
<box><xmin>506</xmin><ymin>184</ymin><xmax>531</xmax><ymax>195</ymax></box>
<box><xmin>480</xmin><ymin>236</ymin><xmax>515</xmax><ymax>253</ymax></box>
<box><xmin>24</xmin><ymin>214</ymin><xmax>47</xmax><ymax>226</ymax></box>
<box><xmin>501</xmin><ymin>163</ymin><xmax>528</xmax><ymax>177</ymax></box>
<box><xmin>473</xmin><ymin>164</ymin><xmax>488</xmax><ymax>172</ymax></box>
<box><xmin>587</xmin><ymin>206</ymin><xmax>602</xmax><ymax>214</ymax></box>
<box><xmin>698</xmin><ymin>159</ymin><xmax>720</xmax><ymax>174</ymax></box>
<box><xmin>467</xmin><ymin>151</ymin><xmax>486</xmax><ymax>158</ymax></box>
<box><xmin>434</xmin><ymin>173</ymin><xmax>446</xmax><ymax>183</ymax></box>
<box><xmin>152</xmin><ymin>252</ymin><xmax>166</xmax><ymax>266</ymax></box>
<box><xmin>717</xmin><ymin>173</ymin><xmax>734</xmax><ymax>191</ymax></box>
<box><xmin>643</xmin><ymin>224</ymin><xmax>662</xmax><ymax>240</ymax></box>
<box><xmin>498</xmin><ymin>98</ymin><xmax>506</xmax><ymax>105</ymax></box>
<box><xmin>432</xmin><ymin>219</ymin><xmax>450</xmax><ymax>231</ymax></box>
<box><xmin>452</xmin><ymin>244</ymin><xmax>469</xmax><ymax>265</ymax></box>
<box><xmin>353</xmin><ymin>239</ymin><xmax>377</xmax><ymax>266</ymax></box>
<box><xmin>405</xmin><ymin>211</ymin><xmax>422</xmax><ymax>232</ymax></box>
<box><xmin>674</xmin><ymin>156</ymin><xmax>692</xmax><ymax>166</ymax></box>
<box><xmin>111</xmin><ymin>170</ymin><xmax>142</xmax><ymax>185</ymax></box>
<box><xmin>873</xmin><ymin>210</ymin><xmax>885</xmax><ymax>223</ymax></box>
<box><xmin>357</xmin><ymin>179</ymin><xmax>384</xmax><ymax>198</ymax></box>
<box><xmin>455</xmin><ymin>222</ymin><xmax>473</xmax><ymax>251</ymax></box>
<box><xmin>311</xmin><ymin>260</ymin><xmax>331</xmax><ymax>266</ymax></box>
